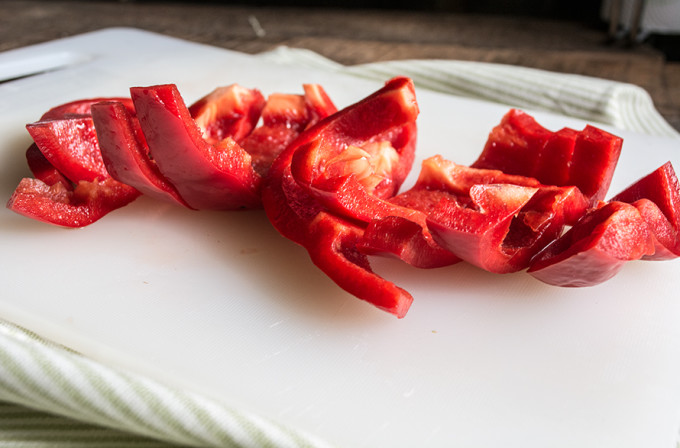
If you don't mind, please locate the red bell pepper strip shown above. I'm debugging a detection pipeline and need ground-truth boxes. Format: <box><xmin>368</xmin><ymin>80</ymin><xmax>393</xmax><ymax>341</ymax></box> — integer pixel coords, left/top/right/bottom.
<box><xmin>290</xmin><ymin>78</ymin><xmax>418</xmax><ymax>205</ymax></box>
<box><xmin>302</xmin><ymin>83</ymin><xmax>338</xmax><ymax>128</ymax></box>
<box><xmin>359</xmin><ymin>214</ymin><xmax>461</xmax><ymax>268</ymax></box>
<box><xmin>91</xmin><ymin>101</ymin><xmax>191</xmax><ymax>208</ymax></box>
<box><xmin>527</xmin><ymin>201</ymin><xmax>656</xmax><ymax>286</ymax></box>
<box><xmin>130</xmin><ymin>84</ymin><xmax>263</xmax><ymax>210</ymax></box>
<box><xmin>7</xmin><ymin>177</ymin><xmax>139</xmax><ymax>228</ymax></box>
<box><xmin>472</xmin><ymin>109</ymin><xmax>623</xmax><ymax>204</ymax></box>
<box><xmin>26</xmin><ymin>116</ymin><xmax>108</xmax><ymax>183</ymax></box>
<box><xmin>397</xmin><ymin>155</ymin><xmax>590</xmax><ymax>273</ymax></box>
<box><xmin>40</xmin><ymin>97</ymin><xmax>134</xmax><ymax>120</ymax></box>
<box><xmin>609</xmin><ymin>161</ymin><xmax>680</xmax><ymax>259</ymax></box>
<box><xmin>263</xmin><ymin>77</ymin><xmax>421</xmax><ymax>317</ymax></box>
<box><xmin>129</xmin><ymin>83</ymin><xmax>333</xmax><ymax>210</ymax></box>
<box><xmin>308</xmin><ymin>212</ymin><xmax>413</xmax><ymax>318</ymax></box>
<box><xmin>25</xmin><ymin>143</ymin><xmax>71</xmax><ymax>187</ymax></box>
<box><xmin>8</xmin><ymin>97</ymin><xmax>142</xmax><ymax>227</ymax></box>
<box><xmin>472</xmin><ymin>108</ymin><xmax>553</xmax><ymax>177</ymax></box>
<box><xmin>188</xmin><ymin>84</ymin><xmax>265</xmax><ymax>145</ymax></box>
<box><xmin>241</xmin><ymin>92</ymin><xmax>314</xmax><ymax>176</ymax></box>
<box><xmin>527</xmin><ymin>162</ymin><xmax>680</xmax><ymax>286</ymax></box>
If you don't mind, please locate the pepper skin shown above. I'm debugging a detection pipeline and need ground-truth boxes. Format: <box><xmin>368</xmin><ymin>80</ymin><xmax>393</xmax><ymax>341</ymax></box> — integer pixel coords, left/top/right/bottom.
<box><xmin>91</xmin><ymin>101</ymin><xmax>191</xmax><ymax>208</ymax></box>
<box><xmin>263</xmin><ymin>77</ymin><xmax>421</xmax><ymax>317</ymax></box>
<box><xmin>472</xmin><ymin>109</ymin><xmax>623</xmax><ymax>204</ymax></box>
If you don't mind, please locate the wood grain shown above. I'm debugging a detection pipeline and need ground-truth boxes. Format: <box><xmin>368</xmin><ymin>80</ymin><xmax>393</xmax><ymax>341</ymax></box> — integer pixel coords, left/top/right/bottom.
<box><xmin>1</xmin><ymin>0</ymin><xmax>677</xmax><ymax>131</ymax></box>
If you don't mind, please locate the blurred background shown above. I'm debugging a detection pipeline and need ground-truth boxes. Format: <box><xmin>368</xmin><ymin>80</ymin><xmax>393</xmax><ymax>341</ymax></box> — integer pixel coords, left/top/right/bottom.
<box><xmin>1</xmin><ymin>0</ymin><xmax>678</xmax><ymax>129</ymax></box>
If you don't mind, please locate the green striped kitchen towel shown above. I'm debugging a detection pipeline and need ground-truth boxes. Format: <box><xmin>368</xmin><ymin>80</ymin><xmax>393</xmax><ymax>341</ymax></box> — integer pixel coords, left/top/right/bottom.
<box><xmin>0</xmin><ymin>318</ymin><xmax>335</xmax><ymax>448</ymax></box>
<box><xmin>1</xmin><ymin>47</ymin><xmax>678</xmax><ymax>448</ymax></box>
<box><xmin>261</xmin><ymin>46</ymin><xmax>679</xmax><ymax>139</ymax></box>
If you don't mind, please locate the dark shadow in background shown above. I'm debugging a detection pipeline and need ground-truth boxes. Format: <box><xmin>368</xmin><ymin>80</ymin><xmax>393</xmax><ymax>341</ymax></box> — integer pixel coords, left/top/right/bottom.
<box><xmin>122</xmin><ymin>0</ymin><xmax>604</xmax><ymax>21</ymax></box>
<box><xmin>110</xmin><ymin>0</ymin><xmax>678</xmax><ymax>60</ymax></box>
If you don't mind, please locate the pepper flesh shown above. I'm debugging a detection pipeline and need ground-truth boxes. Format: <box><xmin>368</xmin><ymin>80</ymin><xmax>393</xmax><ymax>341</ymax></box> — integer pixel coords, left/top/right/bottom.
<box><xmin>130</xmin><ymin>84</ymin><xmax>262</xmax><ymax>210</ymax></box>
<box><xmin>7</xmin><ymin>177</ymin><xmax>139</xmax><ymax>228</ymax></box>
<box><xmin>366</xmin><ymin>155</ymin><xmax>589</xmax><ymax>273</ymax></box>
<box><xmin>263</xmin><ymin>77</ymin><xmax>421</xmax><ymax>318</ymax></box>
<box><xmin>472</xmin><ymin>109</ymin><xmax>623</xmax><ymax>204</ymax></box>
<box><xmin>528</xmin><ymin>162</ymin><xmax>680</xmax><ymax>286</ymax></box>
<box><xmin>129</xmin><ymin>83</ymin><xmax>335</xmax><ymax>210</ymax></box>
<box><xmin>8</xmin><ymin>99</ymin><xmax>142</xmax><ymax>227</ymax></box>
<box><xmin>527</xmin><ymin>201</ymin><xmax>655</xmax><ymax>286</ymax></box>
<box><xmin>91</xmin><ymin>101</ymin><xmax>191</xmax><ymax>208</ymax></box>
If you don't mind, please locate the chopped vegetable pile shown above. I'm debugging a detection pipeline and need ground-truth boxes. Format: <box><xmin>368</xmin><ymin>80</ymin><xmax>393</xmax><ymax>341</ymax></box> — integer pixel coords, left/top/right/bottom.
<box><xmin>6</xmin><ymin>77</ymin><xmax>680</xmax><ymax>318</ymax></box>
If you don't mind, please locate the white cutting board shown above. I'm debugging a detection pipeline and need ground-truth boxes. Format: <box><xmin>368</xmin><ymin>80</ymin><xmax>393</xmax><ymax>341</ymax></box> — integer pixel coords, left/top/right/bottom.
<box><xmin>1</xmin><ymin>28</ymin><xmax>680</xmax><ymax>448</ymax></box>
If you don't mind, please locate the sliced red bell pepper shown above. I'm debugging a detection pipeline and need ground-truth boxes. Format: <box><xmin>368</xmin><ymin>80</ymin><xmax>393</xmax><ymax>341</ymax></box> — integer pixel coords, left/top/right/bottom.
<box><xmin>25</xmin><ymin>143</ymin><xmax>70</xmax><ymax>187</ymax></box>
<box><xmin>188</xmin><ymin>84</ymin><xmax>265</xmax><ymax>145</ymax></box>
<box><xmin>472</xmin><ymin>109</ymin><xmax>623</xmax><ymax>204</ymax></box>
<box><xmin>609</xmin><ymin>161</ymin><xmax>680</xmax><ymax>259</ymax></box>
<box><xmin>308</xmin><ymin>212</ymin><xmax>413</xmax><ymax>318</ymax></box>
<box><xmin>392</xmin><ymin>156</ymin><xmax>590</xmax><ymax>273</ymax></box>
<box><xmin>130</xmin><ymin>84</ymin><xmax>262</xmax><ymax>210</ymax></box>
<box><xmin>472</xmin><ymin>108</ymin><xmax>553</xmax><ymax>177</ymax></box>
<box><xmin>26</xmin><ymin>116</ymin><xmax>108</xmax><ymax>183</ymax></box>
<box><xmin>527</xmin><ymin>201</ymin><xmax>655</xmax><ymax>286</ymax></box>
<box><xmin>91</xmin><ymin>101</ymin><xmax>191</xmax><ymax>208</ymax></box>
<box><xmin>40</xmin><ymin>97</ymin><xmax>134</xmax><ymax>120</ymax></box>
<box><xmin>359</xmin><ymin>214</ymin><xmax>461</xmax><ymax>268</ymax></box>
<box><xmin>7</xmin><ymin>177</ymin><xmax>139</xmax><ymax>228</ymax></box>
<box><xmin>129</xmin><ymin>83</ymin><xmax>334</xmax><ymax>210</ymax></box>
<box><xmin>263</xmin><ymin>77</ymin><xmax>421</xmax><ymax>317</ymax></box>
<box><xmin>8</xmin><ymin>97</ymin><xmax>142</xmax><ymax>227</ymax></box>
<box><xmin>240</xmin><ymin>92</ymin><xmax>314</xmax><ymax>176</ymax></box>
<box><xmin>290</xmin><ymin>77</ymin><xmax>418</xmax><ymax>206</ymax></box>
<box><xmin>302</xmin><ymin>83</ymin><xmax>338</xmax><ymax>128</ymax></box>
<box><xmin>527</xmin><ymin>162</ymin><xmax>680</xmax><ymax>286</ymax></box>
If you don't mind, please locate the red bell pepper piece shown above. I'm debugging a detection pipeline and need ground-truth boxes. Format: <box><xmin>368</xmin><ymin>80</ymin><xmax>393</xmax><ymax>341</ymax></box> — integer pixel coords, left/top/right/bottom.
<box><xmin>241</xmin><ymin>92</ymin><xmax>316</xmax><ymax>176</ymax></box>
<box><xmin>188</xmin><ymin>84</ymin><xmax>265</xmax><ymax>145</ymax></box>
<box><xmin>302</xmin><ymin>83</ymin><xmax>338</xmax><ymax>127</ymax></box>
<box><xmin>610</xmin><ymin>161</ymin><xmax>680</xmax><ymax>259</ymax></box>
<box><xmin>290</xmin><ymin>78</ymin><xmax>418</xmax><ymax>206</ymax></box>
<box><xmin>8</xmin><ymin>98</ymin><xmax>142</xmax><ymax>227</ymax></box>
<box><xmin>527</xmin><ymin>201</ymin><xmax>655</xmax><ymax>286</ymax></box>
<box><xmin>7</xmin><ymin>177</ymin><xmax>139</xmax><ymax>228</ymax></box>
<box><xmin>528</xmin><ymin>162</ymin><xmax>680</xmax><ymax>286</ymax></box>
<box><xmin>40</xmin><ymin>97</ymin><xmax>134</xmax><ymax>120</ymax></box>
<box><xmin>472</xmin><ymin>108</ymin><xmax>553</xmax><ymax>177</ymax></box>
<box><xmin>129</xmin><ymin>83</ymin><xmax>334</xmax><ymax>210</ymax></box>
<box><xmin>472</xmin><ymin>109</ymin><xmax>623</xmax><ymax>204</ymax></box>
<box><xmin>91</xmin><ymin>101</ymin><xmax>191</xmax><ymax>208</ymax></box>
<box><xmin>26</xmin><ymin>116</ymin><xmax>108</xmax><ymax>183</ymax></box>
<box><xmin>359</xmin><ymin>214</ymin><xmax>461</xmax><ymax>268</ymax></box>
<box><xmin>130</xmin><ymin>84</ymin><xmax>263</xmax><ymax>210</ymax></box>
<box><xmin>263</xmin><ymin>77</ymin><xmax>421</xmax><ymax>317</ymax></box>
<box><xmin>25</xmin><ymin>143</ymin><xmax>70</xmax><ymax>187</ymax></box>
<box><xmin>308</xmin><ymin>212</ymin><xmax>413</xmax><ymax>318</ymax></box>
<box><xmin>394</xmin><ymin>156</ymin><xmax>589</xmax><ymax>273</ymax></box>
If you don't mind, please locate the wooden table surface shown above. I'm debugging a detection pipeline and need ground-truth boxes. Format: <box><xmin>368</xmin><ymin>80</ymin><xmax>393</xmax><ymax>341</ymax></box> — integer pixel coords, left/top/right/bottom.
<box><xmin>1</xmin><ymin>0</ymin><xmax>678</xmax><ymax>131</ymax></box>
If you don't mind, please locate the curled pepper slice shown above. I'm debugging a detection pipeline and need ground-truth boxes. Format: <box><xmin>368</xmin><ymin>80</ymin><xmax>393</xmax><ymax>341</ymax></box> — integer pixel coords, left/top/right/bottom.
<box><xmin>130</xmin><ymin>84</ymin><xmax>263</xmax><ymax>210</ymax></box>
<box><xmin>8</xmin><ymin>99</ymin><xmax>141</xmax><ymax>227</ymax></box>
<box><xmin>7</xmin><ymin>177</ymin><xmax>139</xmax><ymax>228</ymax></box>
<box><xmin>610</xmin><ymin>161</ymin><xmax>680</xmax><ymax>259</ymax></box>
<box><xmin>527</xmin><ymin>202</ymin><xmax>655</xmax><ymax>286</ymax></box>
<box><xmin>263</xmin><ymin>77</ymin><xmax>420</xmax><ymax>318</ymax></box>
<box><xmin>91</xmin><ymin>101</ymin><xmax>190</xmax><ymax>208</ymax></box>
<box><xmin>371</xmin><ymin>155</ymin><xmax>589</xmax><ymax>273</ymax></box>
<box><xmin>528</xmin><ymin>162</ymin><xmax>680</xmax><ymax>286</ymax></box>
<box><xmin>188</xmin><ymin>84</ymin><xmax>265</xmax><ymax>145</ymax></box>
<box><xmin>472</xmin><ymin>109</ymin><xmax>623</xmax><ymax>204</ymax></box>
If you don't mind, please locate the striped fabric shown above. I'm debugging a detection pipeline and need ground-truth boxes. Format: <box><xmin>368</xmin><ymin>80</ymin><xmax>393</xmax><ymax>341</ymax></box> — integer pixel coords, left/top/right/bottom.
<box><xmin>0</xmin><ymin>319</ymin><xmax>335</xmax><ymax>448</ymax></box>
<box><xmin>1</xmin><ymin>48</ymin><xmax>678</xmax><ymax>448</ymax></box>
<box><xmin>261</xmin><ymin>46</ymin><xmax>679</xmax><ymax>139</ymax></box>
